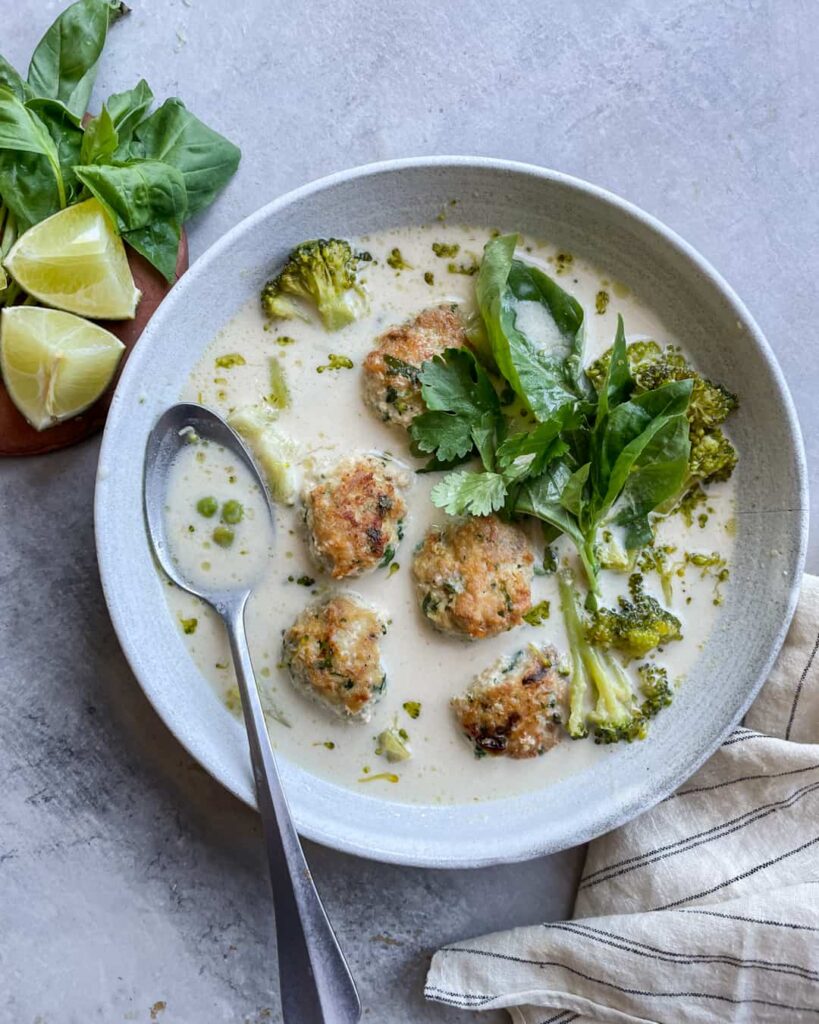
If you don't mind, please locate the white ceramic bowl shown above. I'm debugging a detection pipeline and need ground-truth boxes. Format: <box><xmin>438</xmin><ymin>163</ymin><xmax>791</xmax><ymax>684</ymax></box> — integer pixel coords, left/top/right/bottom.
<box><xmin>95</xmin><ymin>157</ymin><xmax>808</xmax><ymax>867</ymax></box>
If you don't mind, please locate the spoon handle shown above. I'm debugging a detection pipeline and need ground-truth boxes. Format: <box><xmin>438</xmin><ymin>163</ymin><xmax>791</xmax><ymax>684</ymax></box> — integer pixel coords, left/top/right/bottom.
<box><xmin>224</xmin><ymin>596</ymin><xmax>361</xmax><ymax>1024</ymax></box>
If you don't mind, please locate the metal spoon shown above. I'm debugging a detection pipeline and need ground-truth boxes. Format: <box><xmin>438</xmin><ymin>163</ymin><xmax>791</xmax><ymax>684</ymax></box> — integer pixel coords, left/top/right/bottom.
<box><xmin>143</xmin><ymin>402</ymin><xmax>361</xmax><ymax>1024</ymax></box>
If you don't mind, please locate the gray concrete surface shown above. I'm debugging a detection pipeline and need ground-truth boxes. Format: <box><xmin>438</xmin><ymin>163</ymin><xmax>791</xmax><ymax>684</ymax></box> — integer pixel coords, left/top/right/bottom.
<box><xmin>1</xmin><ymin>1</ymin><xmax>817</xmax><ymax>1022</ymax></box>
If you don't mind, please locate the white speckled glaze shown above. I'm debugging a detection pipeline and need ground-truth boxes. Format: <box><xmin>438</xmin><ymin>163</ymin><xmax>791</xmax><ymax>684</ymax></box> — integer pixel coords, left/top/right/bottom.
<box><xmin>95</xmin><ymin>158</ymin><xmax>808</xmax><ymax>867</ymax></box>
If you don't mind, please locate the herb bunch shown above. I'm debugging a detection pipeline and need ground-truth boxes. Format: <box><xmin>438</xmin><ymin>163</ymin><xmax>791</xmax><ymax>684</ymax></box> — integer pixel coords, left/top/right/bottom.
<box><xmin>411</xmin><ymin>234</ymin><xmax>732</xmax><ymax>606</ymax></box>
<box><xmin>0</xmin><ymin>0</ymin><xmax>240</xmax><ymax>294</ymax></box>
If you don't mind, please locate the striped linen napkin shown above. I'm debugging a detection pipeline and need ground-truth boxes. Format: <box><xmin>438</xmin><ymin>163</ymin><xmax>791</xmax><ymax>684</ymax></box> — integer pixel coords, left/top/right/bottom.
<box><xmin>425</xmin><ymin>574</ymin><xmax>819</xmax><ymax>1023</ymax></box>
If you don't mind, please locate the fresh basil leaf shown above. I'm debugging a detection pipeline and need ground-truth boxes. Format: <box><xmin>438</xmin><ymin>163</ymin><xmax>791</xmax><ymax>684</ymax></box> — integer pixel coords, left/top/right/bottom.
<box><xmin>0</xmin><ymin>86</ymin><xmax>65</xmax><ymax>224</ymax></box>
<box><xmin>0</xmin><ymin>152</ymin><xmax>59</xmax><ymax>230</ymax></box>
<box><xmin>0</xmin><ymin>88</ymin><xmax>63</xmax><ymax>158</ymax></box>
<box><xmin>74</xmin><ymin>159</ymin><xmax>188</xmax><ymax>280</ymax></box>
<box><xmin>560</xmin><ymin>462</ymin><xmax>590</xmax><ymax>518</ymax></box>
<box><xmin>588</xmin><ymin>315</ymin><xmax>631</xmax><ymax>499</ymax></box>
<box><xmin>476</xmin><ymin>232</ymin><xmax>516</xmax><ymax>367</ymax></box>
<box><xmin>496</xmin><ymin>404</ymin><xmax>583</xmax><ymax>481</ymax></box>
<box><xmin>507</xmin><ymin>259</ymin><xmax>586</xmax><ymax>389</ymax></box>
<box><xmin>430</xmin><ymin>470</ymin><xmax>507</xmax><ymax>517</ymax></box>
<box><xmin>515</xmin><ymin>460</ymin><xmax>584</xmax><ymax>546</ymax></box>
<box><xmin>496</xmin><ymin>418</ymin><xmax>562</xmax><ymax>469</ymax></box>
<box><xmin>476</xmin><ymin>234</ymin><xmax>585</xmax><ymax>421</ymax></box>
<box><xmin>514</xmin><ymin>460</ymin><xmax>601</xmax><ymax>586</ymax></box>
<box><xmin>597</xmin><ymin>314</ymin><xmax>632</xmax><ymax>418</ymax></box>
<box><xmin>74</xmin><ymin>159</ymin><xmax>187</xmax><ymax>230</ymax></box>
<box><xmin>26</xmin><ymin>97</ymin><xmax>84</xmax><ymax>198</ymax></box>
<box><xmin>124</xmin><ymin>218</ymin><xmax>182</xmax><ymax>283</ymax></box>
<box><xmin>0</xmin><ymin>57</ymin><xmax>32</xmax><ymax>102</ymax></box>
<box><xmin>599</xmin><ymin>379</ymin><xmax>693</xmax><ymax>508</ymax></box>
<box><xmin>613</xmin><ymin>413</ymin><xmax>691</xmax><ymax>548</ymax></box>
<box><xmin>463</xmin><ymin>308</ymin><xmax>496</xmax><ymax>372</ymax></box>
<box><xmin>130</xmin><ymin>97</ymin><xmax>241</xmax><ymax>217</ymax></box>
<box><xmin>470</xmin><ymin>410</ymin><xmax>499</xmax><ymax>471</ymax></box>
<box><xmin>106</xmin><ymin>79</ymin><xmax>154</xmax><ymax>150</ymax></box>
<box><xmin>80</xmin><ymin>104</ymin><xmax>118</xmax><ymax>164</ymax></box>
<box><xmin>27</xmin><ymin>0</ymin><xmax>125</xmax><ymax>119</ymax></box>
<box><xmin>419</xmin><ymin>347</ymin><xmax>499</xmax><ymax>418</ymax></box>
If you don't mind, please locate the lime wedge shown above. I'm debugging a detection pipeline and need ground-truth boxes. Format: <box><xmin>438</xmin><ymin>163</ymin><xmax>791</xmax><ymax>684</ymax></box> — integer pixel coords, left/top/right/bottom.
<box><xmin>1</xmin><ymin>306</ymin><xmax>125</xmax><ymax>430</ymax></box>
<box><xmin>4</xmin><ymin>199</ymin><xmax>140</xmax><ymax>320</ymax></box>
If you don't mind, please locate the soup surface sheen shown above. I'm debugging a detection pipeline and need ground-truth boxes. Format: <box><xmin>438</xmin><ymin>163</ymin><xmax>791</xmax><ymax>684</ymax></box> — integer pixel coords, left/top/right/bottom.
<box><xmin>164</xmin><ymin>224</ymin><xmax>735</xmax><ymax>805</ymax></box>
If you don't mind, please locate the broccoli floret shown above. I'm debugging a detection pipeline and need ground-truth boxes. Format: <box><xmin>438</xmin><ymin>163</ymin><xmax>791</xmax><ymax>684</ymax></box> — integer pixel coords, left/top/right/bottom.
<box><xmin>261</xmin><ymin>238</ymin><xmax>371</xmax><ymax>331</ymax></box>
<box><xmin>630</xmin><ymin>349</ymin><xmax>737</xmax><ymax>432</ymax></box>
<box><xmin>558</xmin><ymin>570</ymin><xmax>647</xmax><ymax>744</ymax></box>
<box><xmin>637</xmin><ymin>663</ymin><xmax>673</xmax><ymax>718</ymax></box>
<box><xmin>636</xmin><ymin>543</ymin><xmax>679</xmax><ymax>604</ymax></box>
<box><xmin>587</xmin><ymin>340</ymin><xmax>739</xmax><ymax>506</ymax></box>
<box><xmin>376</xmin><ymin>723</ymin><xmax>412</xmax><ymax>762</ymax></box>
<box><xmin>596</xmin><ymin>528</ymin><xmax>635</xmax><ymax>573</ymax></box>
<box><xmin>586</xmin><ymin>573</ymin><xmax>683</xmax><ymax>659</ymax></box>
<box><xmin>586</xmin><ymin>339</ymin><xmax>662</xmax><ymax>391</ymax></box>
<box><xmin>588</xmin><ymin>340</ymin><xmax>737</xmax><ymax>427</ymax></box>
<box><xmin>688</xmin><ymin>427</ymin><xmax>738</xmax><ymax>484</ymax></box>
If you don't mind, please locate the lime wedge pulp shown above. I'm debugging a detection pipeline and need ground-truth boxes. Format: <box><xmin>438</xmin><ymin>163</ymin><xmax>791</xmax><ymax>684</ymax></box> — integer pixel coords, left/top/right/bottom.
<box><xmin>1</xmin><ymin>306</ymin><xmax>125</xmax><ymax>430</ymax></box>
<box><xmin>4</xmin><ymin>198</ymin><xmax>140</xmax><ymax>320</ymax></box>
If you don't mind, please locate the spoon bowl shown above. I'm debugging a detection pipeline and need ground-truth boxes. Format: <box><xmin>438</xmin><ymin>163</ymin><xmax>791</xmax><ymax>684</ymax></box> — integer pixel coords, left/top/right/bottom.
<box><xmin>143</xmin><ymin>402</ymin><xmax>271</xmax><ymax>607</ymax></box>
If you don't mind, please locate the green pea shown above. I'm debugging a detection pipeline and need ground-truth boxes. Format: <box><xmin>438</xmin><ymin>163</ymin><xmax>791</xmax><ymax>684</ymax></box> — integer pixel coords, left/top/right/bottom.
<box><xmin>213</xmin><ymin>525</ymin><xmax>235</xmax><ymax>548</ymax></box>
<box><xmin>221</xmin><ymin>499</ymin><xmax>244</xmax><ymax>524</ymax></box>
<box><xmin>196</xmin><ymin>496</ymin><xmax>218</xmax><ymax>518</ymax></box>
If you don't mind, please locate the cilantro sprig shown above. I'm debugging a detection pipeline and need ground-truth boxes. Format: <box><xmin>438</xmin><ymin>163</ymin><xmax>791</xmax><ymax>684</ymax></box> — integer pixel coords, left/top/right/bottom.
<box><xmin>410</xmin><ymin>347</ymin><xmax>501</xmax><ymax>468</ymax></box>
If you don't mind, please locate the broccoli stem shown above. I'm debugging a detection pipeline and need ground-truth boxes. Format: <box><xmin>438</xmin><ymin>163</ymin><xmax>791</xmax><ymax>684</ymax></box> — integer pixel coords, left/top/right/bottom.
<box><xmin>658</xmin><ymin>565</ymin><xmax>675</xmax><ymax>605</ymax></box>
<box><xmin>579</xmin><ymin>532</ymin><xmax>601</xmax><ymax>609</ymax></box>
<box><xmin>558</xmin><ymin>570</ymin><xmax>590</xmax><ymax>738</ymax></box>
<box><xmin>558</xmin><ymin>568</ymin><xmax>644</xmax><ymax>743</ymax></box>
<box><xmin>584</xmin><ymin>645</ymin><xmax>632</xmax><ymax>721</ymax></box>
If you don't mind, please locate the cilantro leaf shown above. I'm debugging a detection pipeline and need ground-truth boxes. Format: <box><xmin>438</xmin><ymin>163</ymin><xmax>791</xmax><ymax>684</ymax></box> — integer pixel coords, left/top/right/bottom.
<box><xmin>470</xmin><ymin>409</ymin><xmax>498</xmax><ymax>469</ymax></box>
<box><xmin>497</xmin><ymin>411</ymin><xmax>573</xmax><ymax>482</ymax></box>
<box><xmin>420</xmin><ymin>347</ymin><xmax>499</xmax><ymax>416</ymax></box>
<box><xmin>410</xmin><ymin>347</ymin><xmax>501</xmax><ymax>470</ymax></box>
<box><xmin>411</xmin><ymin>410</ymin><xmax>474</xmax><ymax>463</ymax></box>
<box><xmin>430</xmin><ymin>470</ymin><xmax>508</xmax><ymax>517</ymax></box>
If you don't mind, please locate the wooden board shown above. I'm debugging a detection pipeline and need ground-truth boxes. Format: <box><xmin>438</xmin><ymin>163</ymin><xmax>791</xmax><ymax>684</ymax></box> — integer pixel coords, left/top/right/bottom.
<box><xmin>0</xmin><ymin>232</ymin><xmax>189</xmax><ymax>456</ymax></box>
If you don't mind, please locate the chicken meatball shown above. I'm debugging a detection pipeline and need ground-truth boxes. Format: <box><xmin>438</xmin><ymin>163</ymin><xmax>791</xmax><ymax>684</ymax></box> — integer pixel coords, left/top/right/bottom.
<box><xmin>452</xmin><ymin>646</ymin><xmax>567</xmax><ymax>758</ymax></box>
<box><xmin>304</xmin><ymin>454</ymin><xmax>409</xmax><ymax>579</ymax></box>
<box><xmin>362</xmin><ymin>305</ymin><xmax>468</xmax><ymax>428</ymax></box>
<box><xmin>412</xmin><ymin>515</ymin><xmax>534</xmax><ymax>640</ymax></box>
<box><xmin>281</xmin><ymin>594</ymin><xmax>387</xmax><ymax>721</ymax></box>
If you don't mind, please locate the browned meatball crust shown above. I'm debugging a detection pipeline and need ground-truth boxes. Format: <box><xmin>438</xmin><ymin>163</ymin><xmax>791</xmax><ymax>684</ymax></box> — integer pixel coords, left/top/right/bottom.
<box><xmin>412</xmin><ymin>515</ymin><xmax>534</xmax><ymax>639</ymax></box>
<box><xmin>281</xmin><ymin>594</ymin><xmax>387</xmax><ymax>721</ymax></box>
<box><xmin>362</xmin><ymin>305</ymin><xmax>468</xmax><ymax>428</ymax></box>
<box><xmin>452</xmin><ymin>646</ymin><xmax>567</xmax><ymax>758</ymax></box>
<box><xmin>304</xmin><ymin>454</ymin><xmax>409</xmax><ymax>579</ymax></box>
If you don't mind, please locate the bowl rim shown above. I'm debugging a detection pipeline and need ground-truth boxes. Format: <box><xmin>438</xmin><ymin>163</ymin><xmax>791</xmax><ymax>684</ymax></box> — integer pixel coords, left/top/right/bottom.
<box><xmin>95</xmin><ymin>155</ymin><xmax>809</xmax><ymax>867</ymax></box>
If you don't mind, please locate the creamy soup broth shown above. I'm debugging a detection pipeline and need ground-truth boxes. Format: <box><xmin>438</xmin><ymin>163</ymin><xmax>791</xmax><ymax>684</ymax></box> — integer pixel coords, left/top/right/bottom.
<box><xmin>163</xmin><ymin>224</ymin><xmax>735</xmax><ymax>805</ymax></box>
